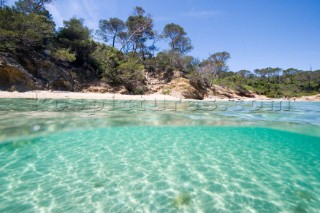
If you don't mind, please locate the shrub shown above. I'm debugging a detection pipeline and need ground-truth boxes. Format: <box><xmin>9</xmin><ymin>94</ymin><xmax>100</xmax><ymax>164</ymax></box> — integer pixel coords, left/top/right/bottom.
<box><xmin>90</xmin><ymin>45</ymin><xmax>124</xmax><ymax>84</ymax></box>
<box><xmin>162</xmin><ymin>88</ymin><xmax>171</xmax><ymax>95</ymax></box>
<box><xmin>53</xmin><ymin>48</ymin><xmax>76</xmax><ymax>62</ymax></box>
<box><xmin>189</xmin><ymin>75</ymin><xmax>210</xmax><ymax>93</ymax></box>
<box><xmin>118</xmin><ymin>58</ymin><xmax>146</xmax><ymax>94</ymax></box>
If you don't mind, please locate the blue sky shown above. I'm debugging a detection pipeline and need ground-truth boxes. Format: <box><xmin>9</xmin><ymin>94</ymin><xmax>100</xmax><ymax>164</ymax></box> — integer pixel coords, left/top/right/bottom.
<box><xmin>7</xmin><ymin>0</ymin><xmax>320</xmax><ymax>71</ymax></box>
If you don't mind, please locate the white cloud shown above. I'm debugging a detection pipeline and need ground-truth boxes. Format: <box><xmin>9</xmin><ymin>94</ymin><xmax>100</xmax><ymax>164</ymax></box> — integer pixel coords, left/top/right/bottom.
<box><xmin>46</xmin><ymin>4</ymin><xmax>64</xmax><ymax>27</ymax></box>
<box><xmin>46</xmin><ymin>0</ymin><xmax>119</xmax><ymax>30</ymax></box>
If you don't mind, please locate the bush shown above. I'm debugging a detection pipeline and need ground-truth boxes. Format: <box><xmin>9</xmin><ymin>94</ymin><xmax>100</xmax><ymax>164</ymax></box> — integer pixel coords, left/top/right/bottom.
<box><xmin>90</xmin><ymin>45</ymin><xmax>124</xmax><ymax>84</ymax></box>
<box><xmin>235</xmin><ymin>85</ymin><xmax>253</xmax><ymax>97</ymax></box>
<box><xmin>189</xmin><ymin>75</ymin><xmax>210</xmax><ymax>93</ymax></box>
<box><xmin>155</xmin><ymin>51</ymin><xmax>171</xmax><ymax>71</ymax></box>
<box><xmin>118</xmin><ymin>58</ymin><xmax>146</xmax><ymax>94</ymax></box>
<box><xmin>53</xmin><ymin>48</ymin><xmax>76</xmax><ymax>62</ymax></box>
<box><xmin>143</xmin><ymin>58</ymin><xmax>157</xmax><ymax>72</ymax></box>
<box><xmin>162</xmin><ymin>88</ymin><xmax>171</xmax><ymax>95</ymax></box>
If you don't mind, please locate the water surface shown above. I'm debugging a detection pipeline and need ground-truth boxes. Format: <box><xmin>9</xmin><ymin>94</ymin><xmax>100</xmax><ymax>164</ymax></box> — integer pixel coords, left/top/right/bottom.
<box><xmin>0</xmin><ymin>99</ymin><xmax>319</xmax><ymax>212</ymax></box>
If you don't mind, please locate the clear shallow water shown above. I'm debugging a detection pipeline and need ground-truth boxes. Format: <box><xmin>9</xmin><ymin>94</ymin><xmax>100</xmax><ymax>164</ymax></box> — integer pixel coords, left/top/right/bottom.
<box><xmin>0</xmin><ymin>99</ymin><xmax>319</xmax><ymax>212</ymax></box>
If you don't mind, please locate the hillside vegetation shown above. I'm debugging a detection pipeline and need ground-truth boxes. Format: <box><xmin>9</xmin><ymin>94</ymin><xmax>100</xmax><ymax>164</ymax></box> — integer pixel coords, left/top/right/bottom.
<box><xmin>1</xmin><ymin>0</ymin><xmax>319</xmax><ymax>99</ymax></box>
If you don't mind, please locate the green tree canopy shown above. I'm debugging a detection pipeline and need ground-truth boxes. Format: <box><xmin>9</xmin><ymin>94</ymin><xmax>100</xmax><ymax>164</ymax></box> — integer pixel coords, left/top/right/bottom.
<box><xmin>90</xmin><ymin>44</ymin><xmax>124</xmax><ymax>83</ymax></box>
<box><xmin>97</xmin><ymin>17</ymin><xmax>126</xmax><ymax>47</ymax></box>
<box><xmin>163</xmin><ymin>23</ymin><xmax>193</xmax><ymax>54</ymax></box>
<box><xmin>0</xmin><ymin>5</ymin><xmax>55</xmax><ymax>51</ymax></box>
<box><xmin>57</xmin><ymin>17</ymin><xmax>93</xmax><ymax>64</ymax></box>
<box><xmin>15</xmin><ymin>0</ymin><xmax>52</xmax><ymax>14</ymax></box>
<box><xmin>58</xmin><ymin>17</ymin><xmax>91</xmax><ymax>42</ymax></box>
<box><xmin>237</xmin><ymin>70</ymin><xmax>252</xmax><ymax>78</ymax></box>
<box><xmin>124</xmin><ymin>6</ymin><xmax>155</xmax><ymax>60</ymax></box>
<box><xmin>200</xmin><ymin>51</ymin><xmax>231</xmax><ymax>82</ymax></box>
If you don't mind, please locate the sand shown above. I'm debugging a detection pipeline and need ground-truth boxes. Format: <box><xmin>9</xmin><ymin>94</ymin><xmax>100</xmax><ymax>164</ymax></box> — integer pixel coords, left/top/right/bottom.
<box><xmin>0</xmin><ymin>91</ymin><xmax>318</xmax><ymax>102</ymax></box>
<box><xmin>0</xmin><ymin>91</ymin><xmax>179</xmax><ymax>100</ymax></box>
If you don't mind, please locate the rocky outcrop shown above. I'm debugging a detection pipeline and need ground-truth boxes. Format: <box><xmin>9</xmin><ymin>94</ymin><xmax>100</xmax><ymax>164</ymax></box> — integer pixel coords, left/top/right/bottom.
<box><xmin>208</xmin><ymin>84</ymin><xmax>257</xmax><ymax>99</ymax></box>
<box><xmin>0</xmin><ymin>52</ymin><xmax>95</xmax><ymax>92</ymax></box>
<box><xmin>161</xmin><ymin>77</ymin><xmax>205</xmax><ymax>100</ymax></box>
<box><xmin>0</xmin><ymin>54</ymin><xmax>40</xmax><ymax>91</ymax></box>
<box><xmin>36</xmin><ymin>60</ymin><xmax>76</xmax><ymax>91</ymax></box>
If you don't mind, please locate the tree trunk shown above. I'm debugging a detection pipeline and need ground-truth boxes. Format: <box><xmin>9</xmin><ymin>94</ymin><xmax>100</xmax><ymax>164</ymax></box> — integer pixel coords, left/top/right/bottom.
<box><xmin>112</xmin><ymin>35</ymin><xmax>116</xmax><ymax>47</ymax></box>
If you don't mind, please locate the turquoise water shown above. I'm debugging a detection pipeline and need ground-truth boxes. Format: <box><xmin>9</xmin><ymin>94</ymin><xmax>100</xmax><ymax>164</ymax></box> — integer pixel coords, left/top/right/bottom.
<box><xmin>0</xmin><ymin>99</ymin><xmax>319</xmax><ymax>212</ymax></box>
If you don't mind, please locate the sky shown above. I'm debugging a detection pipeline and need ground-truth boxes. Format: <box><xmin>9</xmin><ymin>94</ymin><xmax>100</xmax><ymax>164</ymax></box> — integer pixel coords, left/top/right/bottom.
<box><xmin>7</xmin><ymin>0</ymin><xmax>320</xmax><ymax>71</ymax></box>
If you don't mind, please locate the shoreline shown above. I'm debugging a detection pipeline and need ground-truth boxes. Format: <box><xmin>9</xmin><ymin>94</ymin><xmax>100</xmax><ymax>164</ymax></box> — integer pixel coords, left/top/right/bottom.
<box><xmin>0</xmin><ymin>91</ymin><xmax>319</xmax><ymax>102</ymax></box>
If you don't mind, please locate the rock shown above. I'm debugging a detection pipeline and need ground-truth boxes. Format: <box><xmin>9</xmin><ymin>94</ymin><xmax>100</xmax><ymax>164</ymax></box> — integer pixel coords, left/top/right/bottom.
<box><xmin>173</xmin><ymin>70</ymin><xmax>183</xmax><ymax>78</ymax></box>
<box><xmin>210</xmin><ymin>84</ymin><xmax>241</xmax><ymax>99</ymax></box>
<box><xmin>234</xmin><ymin>85</ymin><xmax>255</xmax><ymax>97</ymax></box>
<box><xmin>161</xmin><ymin>77</ymin><xmax>204</xmax><ymax>100</ymax></box>
<box><xmin>43</xmin><ymin>49</ymin><xmax>51</xmax><ymax>56</ymax></box>
<box><xmin>0</xmin><ymin>51</ymin><xmax>93</xmax><ymax>92</ymax></box>
<box><xmin>117</xmin><ymin>85</ymin><xmax>128</xmax><ymax>94</ymax></box>
<box><xmin>84</xmin><ymin>85</ymin><xmax>110</xmax><ymax>93</ymax></box>
<box><xmin>49</xmin><ymin>79</ymin><xmax>73</xmax><ymax>91</ymax></box>
<box><xmin>0</xmin><ymin>54</ymin><xmax>38</xmax><ymax>91</ymax></box>
<box><xmin>0</xmin><ymin>58</ymin><xmax>6</xmax><ymax>67</ymax></box>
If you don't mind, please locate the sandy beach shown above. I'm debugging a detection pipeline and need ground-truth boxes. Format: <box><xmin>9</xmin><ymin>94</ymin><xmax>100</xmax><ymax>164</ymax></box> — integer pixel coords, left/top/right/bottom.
<box><xmin>0</xmin><ymin>90</ymin><xmax>262</xmax><ymax>101</ymax></box>
<box><xmin>0</xmin><ymin>90</ymin><xmax>318</xmax><ymax>101</ymax></box>
<box><xmin>0</xmin><ymin>91</ymin><xmax>180</xmax><ymax>100</ymax></box>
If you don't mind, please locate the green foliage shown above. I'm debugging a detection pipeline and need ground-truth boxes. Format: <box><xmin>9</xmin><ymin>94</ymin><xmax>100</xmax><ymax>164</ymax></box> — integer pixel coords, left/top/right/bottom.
<box><xmin>21</xmin><ymin>12</ymin><xmax>54</xmax><ymax>44</ymax></box>
<box><xmin>237</xmin><ymin>70</ymin><xmax>251</xmax><ymax>78</ymax></box>
<box><xmin>180</xmin><ymin>55</ymin><xmax>197</xmax><ymax>73</ymax></box>
<box><xmin>154</xmin><ymin>51</ymin><xmax>197</xmax><ymax>74</ymax></box>
<box><xmin>118</xmin><ymin>58</ymin><xmax>145</xmax><ymax>94</ymax></box>
<box><xmin>0</xmin><ymin>6</ymin><xmax>55</xmax><ymax>51</ymax></box>
<box><xmin>52</xmin><ymin>48</ymin><xmax>76</xmax><ymax>62</ymax></box>
<box><xmin>215</xmin><ymin>68</ymin><xmax>320</xmax><ymax>98</ymax></box>
<box><xmin>162</xmin><ymin>88</ymin><xmax>171</xmax><ymax>95</ymax></box>
<box><xmin>90</xmin><ymin>45</ymin><xmax>146</xmax><ymax>94</ymax></box>
<box><xmin>58</xmin><ymin>18</ymin><xmax>91</xmax><ymax>42</ymax></box>
<box><xmin>155</xmin><ymin>51</ymin><xmax>172</xmax><ymax>71</ymax></box>
<box><xmin>97</xmin><ymin>17</ymin><xmax>125</xmax><ymax>47</ymax></box>
<box><xmin>199</xmin><ymin>51</ymin><xmax>231</xmax><ymax>85</ymax></box>
<box><xmin>90</xmin><ymin>45</ymin><xmax>124</xmax><ymax>84</ymax></box>
<box><xmin>163</xmin><ymin>23</ymin><xmax>193</xmax><ymax>54</ymax></box>
<box><xmin>15</xmin><ymin>0</ymin><xmax>52</xmax><ymax>14</ymax></box>
<box><xmin>57</xmin><ymin>17</ymin><xmax>93</xmax><ymax>64</ymax></box>
<box><xmin>119</xmin><ymin>58</ymin><xmax>144</xmax><ymax>74</ymax></box>
<box><xmin>122</xmin><ymin>6</ymin><xmax>156</xmax><ymax>62</ymax></box>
